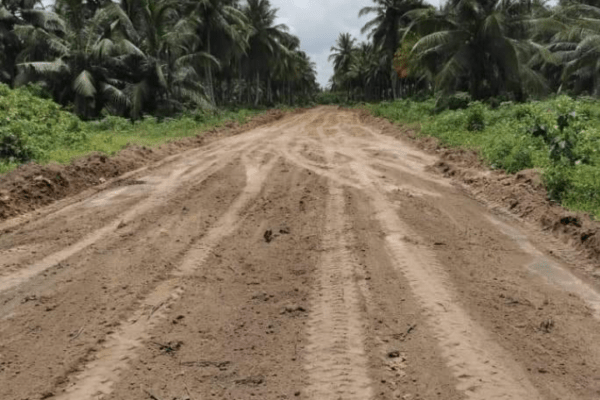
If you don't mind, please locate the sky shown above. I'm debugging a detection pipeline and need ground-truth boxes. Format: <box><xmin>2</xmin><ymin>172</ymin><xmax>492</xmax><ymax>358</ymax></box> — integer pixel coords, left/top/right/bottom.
<box><xmin>272</xmin><ymin>0</ymin><xmax>441</xmax><ymax>88</ymax></box>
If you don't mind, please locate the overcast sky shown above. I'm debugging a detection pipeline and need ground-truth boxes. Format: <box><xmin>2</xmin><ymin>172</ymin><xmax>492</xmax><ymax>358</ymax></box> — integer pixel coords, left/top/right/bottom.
<box><xmin>272</xmin><ymin>0</ymin><xmax>441</xmax><ymax>88</ymax></box>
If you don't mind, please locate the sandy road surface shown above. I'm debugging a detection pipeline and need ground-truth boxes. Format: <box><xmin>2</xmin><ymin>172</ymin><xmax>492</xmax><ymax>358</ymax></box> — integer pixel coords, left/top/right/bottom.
<box><xmin>2</xmin><ymin>107</ymin><xmax>600</xmax><ymax>400</ymax></box>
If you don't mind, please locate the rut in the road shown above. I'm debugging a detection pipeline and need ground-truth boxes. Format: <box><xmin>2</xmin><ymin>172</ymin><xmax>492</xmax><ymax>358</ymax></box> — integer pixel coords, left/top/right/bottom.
<box><xmin>0</xmin><ymin>140</ymin><xmax>250</xmax><ymax>295</ymax></box>
<box><xmin>57</xmin><ymin>152</ymin><xmax>277</xmax><ymax>400</ymax></box>
<box><xmin>348</xmin><ymin>162</ymin><xmax>542</xmax><ymax>400</ymax></box>
<box><xmin>302</xmin><ymin>121</ymin><xmax>372</xmax><ymax>400</ymax></box>
<box><xmin>304</xmin><ymin>183</ymin><xmax>373</xmax><ymax>400</ymax></box>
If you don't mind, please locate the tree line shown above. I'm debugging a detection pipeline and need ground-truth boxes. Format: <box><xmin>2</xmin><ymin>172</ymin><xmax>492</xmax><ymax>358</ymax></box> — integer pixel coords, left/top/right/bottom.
<box><xmin>329</xmin><ymin>0</ymin><xmax>600</xmax><ymax>103</ymax></box>
<box><xmin>0</xmin><ymin>0</ymin><xmax>319</xmax><ymax>119</ymax></box>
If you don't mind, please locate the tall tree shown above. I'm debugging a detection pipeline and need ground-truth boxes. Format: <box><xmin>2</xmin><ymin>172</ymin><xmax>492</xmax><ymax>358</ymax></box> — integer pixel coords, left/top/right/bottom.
<box><xmin>243</xmin><ymin>0</ymin><xmax>289</xmax><ymax>106</ymax></box>
<box><xmin>404</xmin><ymin>0</ymin><xmax>550</xmax><ymax>99</ymax></box>
<box><xmin>1</xmin><ymin>0</ymin><xmax>318</xmax><ymax>117</ymax></box>
<box><xmin>359</xmin><ymin>0</ymin><xmax>425</xmax><ymax>98</ymax></box>
<box><xmin>328</xmin><ymin>32</ymin><xmax>356</xmax><ymax>97</ymax></box>
<box><xmin>191</xmin><ymin>0</ymin><xmax>249</xmax><ymax>105</ymax></box>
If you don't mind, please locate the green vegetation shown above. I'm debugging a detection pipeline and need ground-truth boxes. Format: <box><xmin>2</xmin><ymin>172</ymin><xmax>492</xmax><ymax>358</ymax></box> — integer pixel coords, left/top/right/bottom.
<box><xmin>328</xmin><ymin>0</ymin><xmax>600</xmax><ymax>103</ymax></box>
<box><xmin>0</xmin><ymin>84</ymin><xmax>261</xmax><ymax>174</ymax></box>
<box><xmin>0</xmin><ymin>0</ymin><xmax>319</xmax><ymax>120</ymax></box>
<box><xmin>366</xmin><ymin>97</ymin><xmax>600</xmax><ymax>217</ymax></box>
<box><xmin>0</xmin><ymin>0</ymin><xmax>317</xmax><ymax>173</ymax></box>
<box><xmin>324</xmin><ymin>0</ymin><xmax>600</xmax><ymax>217</ymax></box>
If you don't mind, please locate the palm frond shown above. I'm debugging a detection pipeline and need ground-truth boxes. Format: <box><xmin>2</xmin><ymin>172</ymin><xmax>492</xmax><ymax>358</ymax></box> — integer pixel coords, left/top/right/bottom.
<box><xmin>129</xmin><ymin>80</ymin><xmax>150</xmax><ymax>120</ymax></box>
<box><xmin>18</xmin><ymin>59</ymin><xmax>69</xmax><ymax>75</ymax></box>
<box><xmin>21</xmin><ymin>10</ymin><xmax>65</xmax><ymax>32</ymax></box>
<box><xmin>101</xmin><ymin>82</ymin><xmax>131</xmax><ymax>109</ymax></box>
<box><xmin>73</xmin><ymin>70</ymin><xmax>97</xmax><ymax>98</ymax></box>
<box><xmin>412</xmin><ymin>30</ymin><xmax>464</xmax><ymax>53</ymax></box>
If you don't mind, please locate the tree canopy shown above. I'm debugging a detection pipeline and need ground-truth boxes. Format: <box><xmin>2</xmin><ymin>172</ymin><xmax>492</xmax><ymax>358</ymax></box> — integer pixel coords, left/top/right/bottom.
<box><xmin>328</xmin><ymin>0</ymin><xmax>600</xmax><ymax>102</ymax></box>
<box><xmin>0</xmin><ymin>0</ymin><xmax>319</xmax><ymax>119</ymax></box>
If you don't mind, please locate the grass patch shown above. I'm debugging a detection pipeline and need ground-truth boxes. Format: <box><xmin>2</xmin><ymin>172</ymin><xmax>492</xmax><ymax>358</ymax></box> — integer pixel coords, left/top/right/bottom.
<box><xmin>0</xmin><ymin>83</ymin><xmax>263</xmax><ymax>175</ymax></box>
<box><xmin>366</xmin><ymin>96</ymin><xmax>600</xmax><ymax>218</ymax></box>
<box><xmin>45</xmin><ymin>109</ymin><xmax>261</xmax><ymax>165</ymax></box>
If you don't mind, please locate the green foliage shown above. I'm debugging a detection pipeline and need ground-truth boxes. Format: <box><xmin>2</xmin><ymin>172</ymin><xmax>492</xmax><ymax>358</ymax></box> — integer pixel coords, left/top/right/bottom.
<box><xmin>443</xmin><ymin>92</ymin><xmax>472</xmax><ymax>111</ymax></box>
<box><xmin>316</xmin><ymin>91</ymin><xmax>345</xmax><ymax>105</ymax></box>
<box><xmin>0</xmin><ymin>83</ymin><xmax>87</xmax><ymax>163</ymax></box>
<box><xmin>0</xmin><ymin>133</ymin><xmax>35</xmax><ymax>163</ymax></box>
<box><xmin>466</xmin><ymin>102</ymin><xmax>486</xmax><ymax>132</ymax></box>
<box><xmin>366</xmin><ymin>95</ymin><xmax>600</xmax><ymax>217</ymax></box>
<box><xmin>2</xmin><ymin>0</ymin><xmax>319</xmax><ymax>119</ymax></box>
<box><xmin>0</xmin><ymin>84</ymin><xmax>262</xmax><ymax>172</ymax></box>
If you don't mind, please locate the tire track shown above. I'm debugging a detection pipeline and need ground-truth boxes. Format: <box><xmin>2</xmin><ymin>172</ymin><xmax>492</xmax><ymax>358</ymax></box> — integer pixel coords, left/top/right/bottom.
<box><xmin>0</xmin><ymin>141</ymin><xmax>258</xmax><ymax>295</ymax></box>
<box><xmin>487</xmin><ymin>214</ymin><xmax>600</xmax><ymax>319</ymax></box>
<box><xmin>303</xmin><ymin>122</ymin><xmax>373</xmax><ymax>400</ymax></box>
<box><xmin>303</xmin><ymin>183</ymin><xmax>373</xmax><ymax>400</ymax></box>
<box><xmin>347</xmin><ymin>161</ymin><xmax>542</xmax><ymax>400</ymax></box>
<box><xmin>56</xmin><ymin>150</ymin><xmax>278</xmax><ymax>400</ymax></box>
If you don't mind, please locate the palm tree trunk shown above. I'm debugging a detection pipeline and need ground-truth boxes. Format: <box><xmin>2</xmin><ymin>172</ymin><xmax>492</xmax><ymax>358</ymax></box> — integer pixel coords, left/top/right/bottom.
<box><xmin>206</xmin><ymin>31</ymin><xmax>215</xmax><ymax>105</ymax></box>
<box><xmin>238</xmin><ymin>60</ymin><xmax>244</xmax><ymax>104</ymax></box>
<box><xmin>254</xmin><ymin>70</ymin><xmax>260</xmax><ymax>106</ymax></box>
<box><xmin>267</xmin><ymin>76</ymin><xmax>272</xmax><ymax>104</ymax></box>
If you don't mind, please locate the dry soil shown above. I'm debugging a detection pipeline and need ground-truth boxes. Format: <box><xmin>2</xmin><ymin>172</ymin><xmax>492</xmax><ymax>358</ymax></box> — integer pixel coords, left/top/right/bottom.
<box><xmin>2</xmin><ymin>107</ymin><xmax>600</xmax><ymax>400</ymax></box>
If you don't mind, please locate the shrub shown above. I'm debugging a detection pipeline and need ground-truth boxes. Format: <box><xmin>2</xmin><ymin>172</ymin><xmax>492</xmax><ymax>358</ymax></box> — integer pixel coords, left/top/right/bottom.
<box><xmin>466</xmin><ymin>102</ymin><xmax>486</xmax><ymax>132</ymax></box>
<box><xmin>316</xmin><ymin>92</ymin><xmax>344</xmax><ymax>105</ymax></box>
<box><xmin>544</xmin><ymin>165</ymin><xmax>573</xmax><ymax>202</ymax></box>
<box><xmin>435</xmin><ymin>92</ymin><xmax>472</xmax><ymax>112</ymax></box>
<box><xmin>0</xmin><ymin>83</ymin><xmax>263</xmax><ymax>172</ymax></box>
<box><xmin>0</xmin><ymin>133</ymin><xmax>35</xmax><ymax>163</ymax></box>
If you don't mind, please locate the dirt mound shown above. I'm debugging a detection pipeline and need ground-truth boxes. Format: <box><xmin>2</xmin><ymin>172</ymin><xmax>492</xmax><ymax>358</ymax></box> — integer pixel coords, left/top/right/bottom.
<box><xmin>357</xmin><ymin>108</ymin><xmax>600</xmax><ymax>264</ymax></box>
<box><xmin>0</xmin><ymin>109</ymin><xmax>287</xmax><ymax>221</ymax></box>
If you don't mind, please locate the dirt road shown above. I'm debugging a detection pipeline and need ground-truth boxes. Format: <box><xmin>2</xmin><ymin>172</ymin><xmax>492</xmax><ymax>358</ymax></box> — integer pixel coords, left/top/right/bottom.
<box><xmin>2</xmin><ymin>107</ymin><xmax>600</xmax><ymax>400</ymax></box>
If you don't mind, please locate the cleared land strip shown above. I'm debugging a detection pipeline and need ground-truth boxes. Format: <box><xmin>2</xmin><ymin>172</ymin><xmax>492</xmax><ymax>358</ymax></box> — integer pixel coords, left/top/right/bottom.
<box><xmin>2</xmin><ymin>108</ymin><xmax>600</xmax><ymax>400</ymax></box>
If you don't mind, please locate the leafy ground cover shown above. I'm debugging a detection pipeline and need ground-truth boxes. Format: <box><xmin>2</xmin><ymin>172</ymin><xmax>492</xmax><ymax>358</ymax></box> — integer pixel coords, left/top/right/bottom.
<box><xmin>366</xmin><ymin>96</ymin><xmax>600</xmax><ymax>218</ymax></box>
<box><xmin>0</xmin><ymin>84</ymin><xmax>262</xmax><ymax>175</ymax></box>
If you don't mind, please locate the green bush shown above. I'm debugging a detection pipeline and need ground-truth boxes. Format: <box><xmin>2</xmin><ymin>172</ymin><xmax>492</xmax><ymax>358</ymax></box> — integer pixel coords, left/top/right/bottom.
<box><xmin>0</xmin><ymin>83</ymin><xmax>263</xmax><ymax>172</ymax></box>
<box><xmin>435</xmin><ymin>92</ymin><xmax>471</xmax><ymax>111</ymax></box>
<box><xmin>466</xmin><ymin>102</ymin><xmax>486</xmax><ymax>132</ymax></box>
<box><xmin>0</xmin><ymin>133</ymin><xmax>35</xmax><ymax>163</ymax></box>
<box><xmin>544</xmin><ymin>165</ymin><xmax>573</xmax><ymax>202</ymax></box>
<box><xmin>316</xmin><ymin>91</ymin><xmax>345</xmax><ymax>105</ymax></box>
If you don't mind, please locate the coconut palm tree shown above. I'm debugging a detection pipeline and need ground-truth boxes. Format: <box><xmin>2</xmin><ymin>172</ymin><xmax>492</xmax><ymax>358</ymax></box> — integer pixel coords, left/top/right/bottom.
<box><xmin>0</xmin><ymin>0</ymin><xmax>66</xmax><ymax>86</ymax></box>
<box><xmin>404</xmin><ymin>0</ymin><xmax>549</xmax><ymax>99</ymax></box>
<box><xmin>542</xmin><ymin>3</ymin><xmax>600</xmax><ymax>95</ymax></box>
<box><xmin>15</xmin><ymin>1</ymin><xmax>139</xmax><ymax>117</ymax></box>
<box><xmin>190</xmin><ymin>0</ymin><xmax>249</xmax><ymax>105</ymax></box>
<box><xmin>329</xmin><ymin>32</ymin><xmax>356</xmax><ymax>98</ymax></box>
<box><xmin>242</xmin><ymin>0</ymin><xmax>290</xmax><ymax>105</ymax></box>
<box><xmin>2</xmin><ymin>0</ymin><xmax>318</xmax><ymax>115</ymax></box>
<box><xmin>359</xmin><ymin>0</ymin><xmax>425</xmax><ymax>98</ymax></box>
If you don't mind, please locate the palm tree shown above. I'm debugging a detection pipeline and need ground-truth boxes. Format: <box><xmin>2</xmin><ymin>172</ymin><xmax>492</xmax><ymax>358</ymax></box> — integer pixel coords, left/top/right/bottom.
<box><xmin>15</xmin><ymin>1</ymin><xmax>139</xmax><ymax>117</ymax></box>
<box><xmin>191</xmin><ymin>0</ymin><xmax>249</xmax><ymax>105</ymax></box>
<box><xmin>359</xmin><ymin>0</ymin><xmax>425</xmax><ymax>98</ymax></box>
<box><xmin>405</xmin><ymin>0</ymin><xmax>549</xmax><ymax>100</ymax></box>
<box><xmin>243</xmin><ymin>0</ymin><xmax>290</xmax><ymax>106</ymax></box>
<box><xmin>2</xmin><ymin>0</ymin><xmax>318</xmax><ymax>116</ymax></box>
<box><xmin>119</xmin><ymin>0</ymin><xmax>217</xmax><ymax>117</ymax></box>
<box><xmin>329</xmin><ymin>32</ymin><xmax>356</xmax><ymax>98</ymax></box>
<box><xmin>541</xmin><ymin>3</ymin><xmax>600</xmax><ymax>95</ymax></box>
<box><xmin>0</xmin><ymin>0</ymin><xmax>66</xmax><ymax>86</ymax></box>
